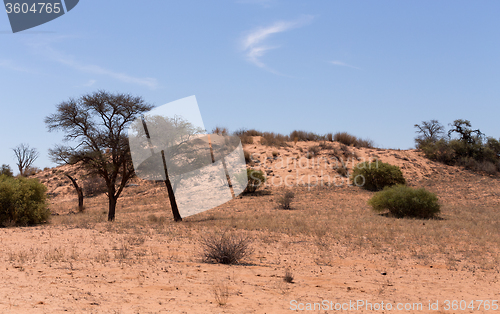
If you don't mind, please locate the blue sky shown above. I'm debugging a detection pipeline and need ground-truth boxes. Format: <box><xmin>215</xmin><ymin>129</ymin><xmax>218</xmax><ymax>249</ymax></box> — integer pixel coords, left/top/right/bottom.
<box><xmin>1</xmin><ymin>0</ymin><xmax>499</xmax><ymax>171</ymax></box>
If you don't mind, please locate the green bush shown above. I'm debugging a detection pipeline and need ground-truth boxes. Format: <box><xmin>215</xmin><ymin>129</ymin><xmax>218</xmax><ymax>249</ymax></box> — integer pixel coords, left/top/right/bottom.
<box><xmin>236</xmin><ymin>168</ymin><xmax>266</xmax><ymax>193</ymax></box>
<box><xmin>368</xmin><ymin>184</ymin><xmax>440</xmax><ymax>219</ymax></box>
<box><xmin>0</xmin><ymin>175</ymin><xmax>50</xmax><ymax>227</ymax></box>
<box><xmin>351</xmin><ymin>161</ymin><xmax>406</xmax><ymax>191</ymax></box>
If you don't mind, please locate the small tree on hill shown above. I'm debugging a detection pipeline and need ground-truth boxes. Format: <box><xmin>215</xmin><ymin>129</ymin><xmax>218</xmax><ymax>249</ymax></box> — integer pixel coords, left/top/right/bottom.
<box><xmin>414</xmin><ymin>120</ymin><xmax>445</xmax><ymax>148</ymax></box>
<box><xmin>13</xmin><ymin>144</ymin><xmax>39</xmax><ymax>176</ymax></box>
<box><xmin>45</xmin><ymin>90</ymin><xmax>153</xmax><ymax>221</ymax></box>
<box><xmin>0</xmin><ymin>164</ymin><xmax>13</xmax><ymax>177</ymax></box>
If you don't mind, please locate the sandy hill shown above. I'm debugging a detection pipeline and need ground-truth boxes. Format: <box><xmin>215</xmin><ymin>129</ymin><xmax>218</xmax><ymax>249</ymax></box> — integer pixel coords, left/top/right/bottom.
<box><xmin>33</xmin><ymin>137</ymin><xmax>497</xmax><ymax>215</ymax></box>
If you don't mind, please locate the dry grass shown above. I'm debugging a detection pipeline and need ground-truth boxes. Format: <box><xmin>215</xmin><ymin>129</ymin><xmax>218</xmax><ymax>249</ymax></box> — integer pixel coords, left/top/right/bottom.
<box><xmin>41</xmin><ymin>171</ymin><xmax>500</xmax><ymax>273</ymax></box>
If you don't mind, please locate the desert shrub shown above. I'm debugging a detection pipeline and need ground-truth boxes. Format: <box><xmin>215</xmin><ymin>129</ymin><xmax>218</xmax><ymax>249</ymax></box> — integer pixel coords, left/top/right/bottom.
<box><xmin>0</xmin><ymin>175</ymin><xmax>50</xmax><ymax>227</ymax></box>
<box><xmin>333</xmin><ymin>132</ymin><xmax>373</xmax><ymax>148</ymax></box>
<box><xmin>83</xmin><ymin>176</ymin><xmax>107</xmax><ymax>196</ymax></box>
<box><xmin>212</xmin><ymin>126</ymin><xmax>229</xmax><ymax>136</ymax></box>
<box><xmin>24</xmin><ymin>166</ymin><xmax>41</xmax><ymax>176</ymax></box>
<box><xmin>240</xmin><ymin>135</ymin><xmax>254</xmax><ymax>144</ymax></box>
<box><xmin>336</xmin><ymin>167</ymin><xmax>348</xmax><ymax>177</ymax></box>
<box><xmin>356</xmin><ymin>138</ymin><xmax>374</xmax><ymax>148</ymax></box>
<box><xmin>308</xmin><ymin>145</ymin><xmax>321</xmax><ymax>157</ymax></box>
<box><xmin>289</xmin><ymin>130</ymin><xmax>322</xmax><ymax>142</ymax></box>
<box><xmin>277</xmin><ymin>191</ymin><xmax>295</xmax><ymax>209</ymax></box>
<box><xmin>351</xmin><ymin>161</ymin><xmax>406</xmax><ymax>191</ymax></box>
<box><xmin>284</xmin><ymin>269</ymin><xmax>294</xmax><ymax>283</ymax></box>
<box><xmin>237</xmin><ymin>168</ymin><xmax>266</xmax><ymax>193</ymax></box>
<box><xmin>334</xmin><ymin>132</ymin><xmax>358</xmax><ymax>146</ymax></box>
<box><xmin>477</xmin><ymin>161</ymin><xmax>497</xmax><ymax>175</ymax></box>
<box><xmin>0</xmin><ymin>164</ymin><xmax>13</xmax><ymax>177</ymax></box>
<box><xmin>200</xmin><ymin>231</ymin><xmax>253</xmax><ymax>264</ymax></box>
<box><xmin>233</xmin><ymin>129</ymin><xmax>262</xmax><ymax>137</ymax></box>
<box><xmin>260</xmin><ymin>132</ymin><xmax>289</xmax><ymax>147</ymax></box>
<box><xmin>420</xmin><ymin>138</ymin><xmax>456</xmax><ymax>165</ymax></box>
<box><xmin>243</xmin><ymin>150</ymin><xmax>252</xmax><ymax>164</ymax></box>
<box><xmin>368</xmin><ymin>184</ymin><xmax>440</xmax><ymax>219</ymax></box>
<box><xmin>326</xmin><ymin>133</ymin><xmax>333</xmax><ymax>142</ymax></box>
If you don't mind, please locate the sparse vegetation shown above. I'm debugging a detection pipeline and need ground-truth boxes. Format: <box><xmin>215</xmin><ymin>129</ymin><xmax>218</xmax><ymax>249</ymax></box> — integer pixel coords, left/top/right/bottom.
<box><xmin>212</xmin><ymin>126</ymin><xmax>229</xmax><ymax>136</ymax></box>
<box><xmin>240</xmin><ymin>168</ymin><xmax>266</xmax><ymax>193</ymax></box>
<box><xmin>260</xmin><ymin>132</ymin><xmax>289</xmax><ymax>147</ymax></box>
<box><xmin>416</xmin><ymin>119</ymin><xmax>500</xmax><ymax>174</ymax></box>
<box><xmin>368</xmin><ymin>184</ymin><xmax>441</xmax><ymax>219</ymax></box>
<box><xmin>0</xmin><ymin>175</ymin><xmax>50</xmax><ymax>227</ymax></box>
<box><xmin>200</xmin><ymin>231</ymin><xmax>253</xmax><ymax>265</ymax></box>
<box><xmin>277</xmin><ymin>190</ymin><xmax>295</xmax><ymax>209</ymax></box>
<box><xmin>284</xmin><ymin>269</ymin><xmax>294</xmax><ymax>283</ymax></box>
<box><xmin>351</xmin><ymin>161</ymin><xmax>406</xmax><ymax>191</ymax></box>
<box><xmin>0</xmin><ymin>164</ymin><xmax>13</xmax><ymax>177</ymax></box>
<box><xmin>213</xmin><ymin>281</ymin><xmax>230</xmax><ymax>306</ymax></box>
<box><xmin>334</xmin><ymin>132</ymin><xmax>374</xmax><ymax>148</ymax></box>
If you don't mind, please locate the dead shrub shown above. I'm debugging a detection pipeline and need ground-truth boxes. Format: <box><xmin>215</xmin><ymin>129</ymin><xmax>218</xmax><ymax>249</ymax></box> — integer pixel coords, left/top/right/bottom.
<box><xmin>260</xmin><ymin>132</ymin><xmax>289</xmax><ymax>147</ymax></box>
<box><xmin>240</xmin><ymin>135</ymin><xmax>254</xmax><ymax>144</ymax></box>
<box><xmin>308</xmin><ymin>145</ymin><xmax>321</xmax><ymax>157</ymax></box>
<box><xmin>277</xmin><ymin>191</ymin><xmax>295</xmax><ymax>209</ymax></box>
<box><xmin>212</xmin><ymin>126</ymin><xmax>229</xmax><ymax>136</ymax></box>
<box><xmin>289</xmin><ymin>130</ymin><xmax>322</xmax><ymax>142</ymax></box>
<box><xmin>334</xmin><ymin>132</ymin><xmax>358</xmax><ymax>146</ymax></box>
<box><xmin>336</xmin><ymin>167</ymin><xmax>348</xmax><ymax>177</ymax></box>
<box><xmin>200</xmin><ymin>231</ymin><xmax>253</xmax><ymax>264</ymax></box>
<box><xmin>284</xmin><ymin>269</ymin><xmax>294</xmax><ymax>283</ymax></box>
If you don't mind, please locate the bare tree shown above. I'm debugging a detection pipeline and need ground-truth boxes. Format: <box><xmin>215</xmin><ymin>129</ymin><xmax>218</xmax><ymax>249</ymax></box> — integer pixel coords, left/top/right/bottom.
<box><xmin>45</xmin><ymin>90</ymin><xmax>153</xmax><ymax>221</ymax></box>
<box><xmin>414</xmin><ymin>120</ymin><xmax>445</xmax><ymax>148</ymax></box>
<box><xmin>13</xmin><ymin>144</ymin><xmax>39</xmax><ymax>176</ymax></box>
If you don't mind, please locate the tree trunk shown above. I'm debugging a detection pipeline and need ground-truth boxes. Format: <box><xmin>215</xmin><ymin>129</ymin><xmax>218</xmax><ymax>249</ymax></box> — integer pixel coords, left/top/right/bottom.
<box><xmin>65</xmin><ymin>174</ymin><xmax>84</xmax><ymax>212</ymax></box>
<box><xmin>108</xmin><ymin>196</ymin><xmax>117</xmax><ymax>221</ymax></box>
<box><xmin>161</xmin><ymin>150</ymin><xmax>182</xmax><ymax>222</ymax></box>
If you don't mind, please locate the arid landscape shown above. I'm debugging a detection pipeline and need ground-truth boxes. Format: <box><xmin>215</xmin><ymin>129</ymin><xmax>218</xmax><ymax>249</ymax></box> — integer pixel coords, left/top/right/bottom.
<box><xmin>1</xmin><ymin>137</ymin><xmax>500</xmax><ymax>313</ymax></box>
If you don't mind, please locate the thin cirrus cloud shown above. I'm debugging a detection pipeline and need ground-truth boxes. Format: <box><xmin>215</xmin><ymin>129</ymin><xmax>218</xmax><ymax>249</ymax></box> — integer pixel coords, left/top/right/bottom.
<box><xmin>0</xmin><ymin>59</ymin><xmax>35</xmax><ymax>73</ymax></box>
<box><xmin>329</xmin><ymin>60</ymin><xmax>360</xmax><ymax>70</ymax></box>
<box><xmin>25</xmin><ymin>37</ymin><xmax>159</xmax><ymax>89</ymax></box>
<box><xmin>241</xmin><ymin>15</ymin><xmax>314</xmax><ymax>72</ymax></box>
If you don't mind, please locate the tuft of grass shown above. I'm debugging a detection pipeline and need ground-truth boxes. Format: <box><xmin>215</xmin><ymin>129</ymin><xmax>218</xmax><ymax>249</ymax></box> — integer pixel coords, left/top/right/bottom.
<box><xmin>200</xmin><ymin>231</ymin><xmax>253</xmax><ymax>265</ymax></box>
<box><xmin>213</xmin><ymin>281</ymin><xmax>229</xmax><ymax>306</ymax></box>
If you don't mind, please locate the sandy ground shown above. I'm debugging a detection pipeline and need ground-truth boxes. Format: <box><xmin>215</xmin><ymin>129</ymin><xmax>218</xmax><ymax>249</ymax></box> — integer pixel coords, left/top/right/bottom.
<box><xmin>1</xmin><ymin>138</ymin><xmax>500</xmax><ymax>313</ymax></box>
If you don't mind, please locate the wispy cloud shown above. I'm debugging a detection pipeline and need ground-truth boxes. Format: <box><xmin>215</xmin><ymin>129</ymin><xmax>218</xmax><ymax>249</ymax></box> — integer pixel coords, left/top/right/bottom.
<box><xmin>0</xmin><ymin>59</ymin><xmax>34</xmax><ymax>73</ymax></box>
<box><xmin>241</xmin><ymin>15</ymin><xmax>314</xmax><ymax>72</ymax></box>
<box><xmin>25</xmin><ymin>37</ymin><xmax>159</xmax><ymax>89</ymax></box>
<box><xmin>329</xmin><ymin>60</ymin><xmax>360</xmax><ymax>70</ymax></box>
<box><xmin>82</xmin><ymin>79</ymin><xmax>96</xmax><ymax>87</ymax></box>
